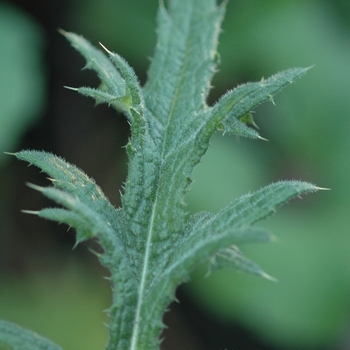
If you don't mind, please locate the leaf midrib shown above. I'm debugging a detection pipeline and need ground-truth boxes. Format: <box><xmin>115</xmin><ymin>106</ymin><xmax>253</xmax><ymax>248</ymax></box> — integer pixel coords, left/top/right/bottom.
<box><xmin>129</xmin><ymin>8</ymin><xmax>195</xmax><ymax>348</ymax></box>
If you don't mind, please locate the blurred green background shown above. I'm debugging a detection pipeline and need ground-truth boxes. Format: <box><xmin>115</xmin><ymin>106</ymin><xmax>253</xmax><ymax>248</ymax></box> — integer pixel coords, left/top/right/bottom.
<box><xmin>0</xmin><ymin>0</ymin><xmax>349</xmax><ymax>349</ymax></box>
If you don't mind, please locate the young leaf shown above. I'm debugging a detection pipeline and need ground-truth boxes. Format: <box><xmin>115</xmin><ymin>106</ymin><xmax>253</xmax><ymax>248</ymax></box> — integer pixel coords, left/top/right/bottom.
<box><xmin>60</xmin><ymin>30</ymin><xmax>125</xmax><ymax>98</ymax></box>
<box><xmin>15</xmin><ymin>150</ymin><xmax>120</xmax><ymax>231</ymax></box>
<box><xmin>213</xmin><ymin>67</ymin><xmax>308</xmax><ymax>138</ymax></box>
<box><xmin>195</xmin><ymin>180</ymin><xmax>320</xmax><ymax>235</ymax></box>
<box><xmin>9</xmin><ymin>0</ymin><xmax>323</xmax><ymax>349</ymax></box>
<box><xmin>209</xmin><ymin>245</ymin><xmax>276</xmax><ymax>280</ymax></box>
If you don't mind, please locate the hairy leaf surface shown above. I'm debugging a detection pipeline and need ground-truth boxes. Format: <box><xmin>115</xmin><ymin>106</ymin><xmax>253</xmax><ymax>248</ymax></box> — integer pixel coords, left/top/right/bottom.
<box><xmin>7</xmin><ymin>0</ymin><xmax>322</xmax><ymax>349</ymax></box>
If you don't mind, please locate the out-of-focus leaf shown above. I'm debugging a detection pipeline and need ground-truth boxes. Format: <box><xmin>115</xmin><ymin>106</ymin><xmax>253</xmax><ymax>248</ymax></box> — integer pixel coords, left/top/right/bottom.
<box><xmin>0</xmin><ymin>320</ymin><xmax>62</xmax><ymax>350</ymax></box>
<box><xmin>0</xmin><ymin>4</ymin><xmax>45</xmax><ymax>164</ymax></box>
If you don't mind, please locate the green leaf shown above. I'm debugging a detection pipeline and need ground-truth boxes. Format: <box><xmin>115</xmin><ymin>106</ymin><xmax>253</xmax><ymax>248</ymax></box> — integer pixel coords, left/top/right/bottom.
<box><xmin>213</xmin><ymin>67</ymin><xmax>309</xmax><ymax>138</ymax></box>
<box><xmin>209</xmin><ymin>245</ymin><xmax>276</xmax><ymax>280</ymax></box>
<box><xmin>197</xmin><ymin>180</ymin><xmax>319</xmax><ymax>235</ymax></box>
<box><xmin>0</xmin><ymin>320</ymin><xmax>62</xmax><ymax>350</ymax></box>
<box><xmin>0</xmin><ymin>4</ymin><xmax>45</xmax><ymax>164</ymax></box>
<box><xmin>15</xmin><ymin>152</ymin><xmax>140</xmax><ymax>349</ymax></box>
<box><xmin>12</xmin><ymin>1</ymin><xmax>322</xmax><ymax>349</ymax></box>
<box><xmin>15</xmin><ymin>150</ymin><xmax>119</xmax><ymax>231</ymax></box>
<box><xmin>143</xmin><ymin>0</ymin><xmax>224</xmax><ymax>136</ymax></box>
<box><xmin>167</xmin><ymin>226</ymin><xmax>273</xmax><ymax>279</ymax></box>
<box><xmin>178</xmin><ymin>181</ymin><xmax>318</xmax><ymax>254</ymax></box>
<box><xmin>25</xmin><ymin>183</ymin><xmax>117</xmax><ymax>244</ymax></box>
<box><xmin>62</xmin><ymin>29</ymin><xmax>145</xmax><ymax>125</ymax></box>
<box><xmin>167</xmin><ymin>181</ymin><xmax>318</xmax><ymax>282</ymax></box>
<box><xmin>61</xmin><ymin>30</ymin><xmax>125</xmax><ymax>99</ymax></box>
<box><xmin>100</xmin><ymin>43</ymin><xmax>144</xmax><ymax>114</ymax></box>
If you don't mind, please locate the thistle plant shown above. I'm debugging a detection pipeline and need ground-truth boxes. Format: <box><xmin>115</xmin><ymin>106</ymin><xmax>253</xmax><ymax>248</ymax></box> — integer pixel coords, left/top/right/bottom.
<box><xmin>0</xmin><ymin>0</ymin><xmax>322</xmax><ymax>349</ymax></box>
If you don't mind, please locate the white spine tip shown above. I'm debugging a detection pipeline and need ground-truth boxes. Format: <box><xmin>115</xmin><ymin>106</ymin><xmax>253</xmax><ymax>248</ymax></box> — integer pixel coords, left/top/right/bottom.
<box><xmin>263</xmin><ymin>272</ymin><xmax>278</xmax><ymax>282</ymax></box>
<box><xmin>21</xmin><ymin>210</ymin><xmax>40</xmax><ymax>215</ymax></box>
<box><xmin>58</xmin><ymin>28</ymin><xmax>67</xmax><ymax>36</ymax></box>
<box><xmin>99</xmin><ymin>42</ymin><xmax>111</xmax><ymax>54</ymax></box>
<box><xmin>26</xmin><ymin>182</ymin><xmax>44</xmax><ymax>191</ymax></box>
<box><xmin>315</xmin><ymin>186</ymin><xmax>331</xmax><ymax>191</ymax></box>
<box><xmin>64</xmin><ymin>86</ymin><xmax>79</xmax><ymax>91</ymax></box>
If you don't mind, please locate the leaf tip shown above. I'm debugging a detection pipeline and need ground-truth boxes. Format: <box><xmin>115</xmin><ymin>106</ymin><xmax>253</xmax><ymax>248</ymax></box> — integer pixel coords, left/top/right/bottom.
<box><xmin>21</xmin><ymin>210</ymin><xmax>40</xmax><ymax>215</ymax></box>
<box><xmin>57</xmin><ymin>28</ymin><xmax>67</xmax><ymax>36</ymax></box>
<box><xmin>99</xmin><ymin>42</ymin><xmax>111</xmax><ymax>54</ymax></box>
<box><xmin>3</xmin><ymin>151</ymin><xmax>16</xmax><ymax>156</ymax></box>
<box><xmin>26</xmin><ymin>182</ymin><xmax>44</xmax><ymax>192</ymax></box>
<box><xmin>64</xmin><ymin>86</ymin><xmax>79</xmax><ymax>92</ymax></box>
<box><xmin>315</xmin><ymin>186</ymin><xmax>330</xmax><ymax>191</ymax></box>
<box><xmin>305</xmin><ymin>64</ymin><xmax>315</xmax><ymax>71</ymax></box>
<box><xmin>262</xmin><ymin>272</ymin><xmax>278</xmax><ymax>282</ymax></box>
<box><xmin>72</xmin><ymin>240</ymin><xmax>81</xmax><ymax>250</ymax></box>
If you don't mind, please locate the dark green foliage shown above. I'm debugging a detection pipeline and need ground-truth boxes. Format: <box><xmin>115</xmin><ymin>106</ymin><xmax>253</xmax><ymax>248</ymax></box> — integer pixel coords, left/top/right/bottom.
<box><xmin>3</xmin><ymin>1</ymin><xmax>321</xmax><ymax>349</ymax></box>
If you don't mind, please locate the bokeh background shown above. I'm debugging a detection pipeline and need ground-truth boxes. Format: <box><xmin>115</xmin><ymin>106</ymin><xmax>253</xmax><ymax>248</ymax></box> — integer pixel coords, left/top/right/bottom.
<box><xmin>1</xmin><ymin>0</ymin><xmax>350</xmax><ymax>349</ymax></box>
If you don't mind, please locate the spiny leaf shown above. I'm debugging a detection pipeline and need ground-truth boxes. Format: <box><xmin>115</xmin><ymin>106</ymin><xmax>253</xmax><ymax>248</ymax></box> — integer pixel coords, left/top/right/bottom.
<box><xmin>26</xmin><ymin>184</ymin><xmax>114</xmax><ymax>243</ymax></box>
<box><xmin>65</xmin><ymin>86</ymin><xmax>132</xmax><ymax>113</ymax></box>
<box><xmin>15</xmin><ymin>150</ymin><xmax>120</xmax><ymax>231</ymax></box>
<box><xmin>168</xmin><ymin>227</ymin><xmax>273</xmax><ymax>274</ymax></box>
<box><xmin>166</xmin><ymin>181</ymin><xmax>318</xmax><ymax>281</ymax></box>
<box><xmin>62</xmin><ymin>30</ymin><xmax>146</xmax><ymax>124</ymax></box>
<box><xmin>213</xmin><ymin>67</ymin><xmax>308</xmax><ymax>138</ymax></box>
<box><xmin>209</xmin><ymin>245</ymin><xmax>277</xmax><ymax>281</ymax></box>
<box><xmin>60</xmin><ymin>30</ymin><xmax>125</xmax><ymax>100</ymax></box>
<box><xmin>181</xmin><ymin>181</ymin><xmax>318</xmax><ymax>249</ymax></box>
<box><xmin>130</xmin><ymin>226</ymin><xmax>274</xmax><ymax>349</ymax></box>
<box><xmin>10</xmin><ymin>0</ymin><xmax>322</xmax><ymax>349</ymax></box>
<box><xmin>144</xmin><ymin>0</ymin><xmax>224</xmax><ymax>132</ymax></box>
<box><xmin>0</xmin><ymin>320</ymin><xmax>62</xmax><ymax>350</ymax></box>
<box><xmin>36</xmin><ymin>208</ymin><xmax>92</xmax><ymax>242</ymax></box>
<box><xmin>100</xmin><ymin>43</ymin><xmax>144</xmax><ymax>115</ymax></box>
<box><xmin>18</xmin><ymin>163</ymin><xmax>140</xmax><ymax>349</ymax></box>
<box><xmin>209</xmin><ymin>180</ymin><xmax>319</xmax><ymax>231</ymax></box>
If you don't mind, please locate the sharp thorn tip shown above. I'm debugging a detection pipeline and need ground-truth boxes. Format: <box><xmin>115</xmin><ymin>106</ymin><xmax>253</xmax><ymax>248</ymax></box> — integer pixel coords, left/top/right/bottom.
<box><xmin>21</xmin><ymin>210</ymin><xmax>40</xmax><ymax>215</ymax></box>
